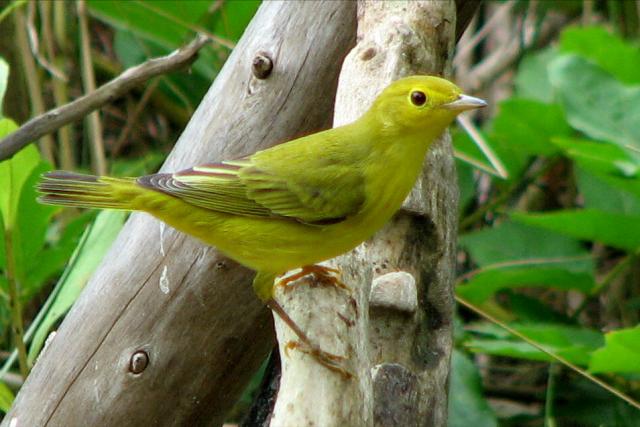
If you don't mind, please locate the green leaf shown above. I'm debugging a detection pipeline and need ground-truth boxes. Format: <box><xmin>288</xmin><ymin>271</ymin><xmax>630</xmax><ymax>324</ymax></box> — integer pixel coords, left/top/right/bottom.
<box><xmin>22</xmin><ymin>212</ymin><xmax>93</xmax><ymax>300</ymax></box>
<box><xmin>589</xmin><ymin>327</ymin><xmax>640</xmax><ymax>374</ymax></box>
<box><xmin>0</xmin><ymin>380</ymin><xmax>14</xmax><ymax>413</ymax></box>
<box><xmin>552</xmin><ymin>137</ymin><xmax>639</xmax><ymax>178</ymax></box>
<box><xmin>505</xmin><ymin>293</ymin><xmax>574</xmax><ymax>324</ymax></box>
<box><xmin>88</xmin><ymin>0</ymin><xmax>211</xmax><ymax>48</ymax></box>
<box><xmin>460</xmin><ymin>221</ymin><xmax>592</xmax><ymax>268</ymax></box>
<box><xmin>0</xmin><ymin>56</ymin><xmax>8</xmax><ymax>117</ymax></box>
<box><xmin>0</xmin><ymin>119</ymin><xmax>41</xmax><ymax>229</ymax></box>
<box><xmin>465</xmin><ymin>322</ymin><xmax>604</xmax><ymax>366</ymax></box>
<box><xmin>206</xmin><ymin>0</ymin><xmax>260</xmax><ymax>42</ymax></box>
<box><xmin>0</xmin><ymin>213</ymin><xmax>4</xmax><ymax>269</ymax></box>
<box><xmin>576</xmin><ymin>166</ymin><xmax>640</xmax><ymax>216</ymax></box>
<box><xmin>458</xmin><ymin>221</ymin><xmax>595</xmax><ymax>303</ymax></box>
<box><xmin>555</xmin><ymin>378</ymin><xmax>640</xmax><ymax>427</ymax></box>
<box><xmin>512</xmin><ymin>209</ymin><xmax>640</xmax><ymax>252</ymax></box>
<box><xmin>493</xmin><ymin>98</ymin><xmax>571</xmax><ymax>156</ymax></box>
<box><xmin>457</xmin><ymin>267</ymin><xmax>595</xmax><ymax>304</ymax></box>
<box><xmin>28</xmin><ymin>211</ymin><xmax>126</xmax><ymax>363</ymax></box>
<box><xmin>448</xmin><ymin>350</ymin><xmax>498</xmax><ymax>427</ymax></box>
<box><xmin>559</xmin><ymin>26</ymin><xmax>640</xmax><ymax>85</ymax></box>
<box><xmin>549</xmin><ymin>54</ymin><xmax>640</xmax><ymax>151</ymax></box>
<box><xmin>514</xmin><ymin>47</ymin><xmax>557</xmax><ymax>103</ymax></box>
<box><xmin>12</xmin><ymin>163</ymin><xmax>56</xmax><ymax>290</ymax></box>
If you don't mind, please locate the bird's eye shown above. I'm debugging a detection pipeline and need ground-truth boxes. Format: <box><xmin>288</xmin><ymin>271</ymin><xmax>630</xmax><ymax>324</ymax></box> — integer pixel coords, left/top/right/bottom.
<box><xmin>410</xmin><ymin>91</ymin><xmax>427</xmax><ymax>106</ymax></box>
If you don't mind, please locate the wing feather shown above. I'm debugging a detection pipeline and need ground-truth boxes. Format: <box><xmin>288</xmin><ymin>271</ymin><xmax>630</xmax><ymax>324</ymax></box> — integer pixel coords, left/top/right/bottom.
<box><xmin>138</xmin><ymin>131</ymin><xmax>366</xmax><ymax>224</ymax></box>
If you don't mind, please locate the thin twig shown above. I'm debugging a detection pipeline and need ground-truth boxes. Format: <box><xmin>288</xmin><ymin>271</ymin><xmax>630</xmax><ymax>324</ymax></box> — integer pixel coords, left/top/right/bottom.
<box><xmin>459</xmin><ymin>157</ymin><xmax>556</xmax><ymax>230</ymax></box>
<box><xmin>112</xmin><ymin>78</ymin><xmax>159</xmax><ymax>156</ymax></box>
<box><xmin>41</xmin><ymin>0</ymin><xmax>75</xmax><ymax>170</ymax></box>
<box><xmin>454</xmin><ymin>0</ymin><xmax>516</xmax><ymax>68</ymax></box>
<box><xmin>13</xmin><ymin>6</ymin><xmax>55</xmax><ymax>164</ymax></box>
<box><xmin>571</xmin><ymin>252</ymin><xmax>637</xmax><ymax>320</ymax></box>
<box><xmin>4</xmin><ymin>164</ymin><xmax>29</xmax><ymax>378</ymax></box>
<box><xmin>27</xmin><ymin>0</ymin><xmax>67</xmax><ymax>82</ymax></box>
<box><xmin>544</xmin><ymin>363</ymin><xmax>558</xmax><ymax>427</ymax></box>
<box><xmin>457</xmin><ymin>114</ymin><xmax>508</xmax><ymax>179</ymax></box>
<box><xmin>462</xmin><ymin>9</ymin><xmax>565</xmax><ymax>92</ymax></box>
<box><xmin>0</xmin><ymin>33</ymin><xmax>210</xmax><ymax>162</ymax></box>
<box><xmin>77</xmin><ymin>0</ymin><xmax>106</xmax><ymax>175</ymax></box>
<box><xmin>457</xmin><ymin>296</ymin><xmax>640</xmax><ymax>411</ymax></box>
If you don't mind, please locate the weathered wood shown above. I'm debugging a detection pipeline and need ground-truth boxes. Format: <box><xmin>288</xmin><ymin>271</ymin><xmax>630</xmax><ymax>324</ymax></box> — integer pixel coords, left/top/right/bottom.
<box><xmin>270</xmin><ymin>1</ymin><xmax>458</xmax><ymax>426</ymax></box>
<box><xmin>3</xmin><ymin>2</ymin><xmax>356</xmax><ymax>426</ymax></box>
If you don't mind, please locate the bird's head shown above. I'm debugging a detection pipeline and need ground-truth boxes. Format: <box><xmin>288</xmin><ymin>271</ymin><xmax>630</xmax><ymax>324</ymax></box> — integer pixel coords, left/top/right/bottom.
<box><xmin>369</xmin><ymin>75</ymin><xmax>486</xmax><ymax>136</ymax></box>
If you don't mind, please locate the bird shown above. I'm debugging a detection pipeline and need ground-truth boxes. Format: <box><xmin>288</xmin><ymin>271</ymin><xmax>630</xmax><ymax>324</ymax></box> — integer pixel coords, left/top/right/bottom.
<box><xmin>38</xmin><ymin>75</ymin><xmax>486</xmax><ymax>377</ymax></box>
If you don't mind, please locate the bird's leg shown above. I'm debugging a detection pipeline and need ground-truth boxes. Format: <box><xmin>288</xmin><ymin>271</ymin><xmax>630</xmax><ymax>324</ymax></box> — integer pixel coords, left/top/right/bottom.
<box><xmin>278</xmin><ymin>265</ymin><xmax>350</xmax><ymax>293</ymax></box>
<box><xmin>266</xmin><ymin>299</ymin><xmax>353</xmax><ymax>379</ymax></box>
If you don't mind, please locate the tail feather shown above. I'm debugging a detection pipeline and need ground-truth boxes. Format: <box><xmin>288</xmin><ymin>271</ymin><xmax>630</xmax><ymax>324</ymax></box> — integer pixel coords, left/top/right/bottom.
<box><xmin>37</xmin><ymin>171</ymin><xmax>137</xmax><ymax>210</ymax></box>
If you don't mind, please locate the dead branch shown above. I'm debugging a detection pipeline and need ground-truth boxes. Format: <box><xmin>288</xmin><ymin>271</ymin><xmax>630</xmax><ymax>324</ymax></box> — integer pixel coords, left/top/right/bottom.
<box><xmin>0</xmin><ymin>34</ymin><xmax>210</xmax><ymax>162</ymax></box>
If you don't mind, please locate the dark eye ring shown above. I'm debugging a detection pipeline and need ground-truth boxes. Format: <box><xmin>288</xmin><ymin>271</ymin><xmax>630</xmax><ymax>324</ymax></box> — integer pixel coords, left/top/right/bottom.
<box><xmin>410</xmin><ymin>90</ymin><xmax>427</xmax><ymax>106</ymax></box>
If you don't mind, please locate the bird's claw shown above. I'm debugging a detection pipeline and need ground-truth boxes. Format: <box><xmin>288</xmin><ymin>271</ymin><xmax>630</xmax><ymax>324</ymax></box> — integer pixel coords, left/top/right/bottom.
<box><xmin>278</xmin><ymin>265</ymin><xmax>351</xmax><ymax>294</ymax></box>
<box><xmin>285</xmin><ymin>340</ymin><xmax>353</xmax><ymax>379</ymax></box>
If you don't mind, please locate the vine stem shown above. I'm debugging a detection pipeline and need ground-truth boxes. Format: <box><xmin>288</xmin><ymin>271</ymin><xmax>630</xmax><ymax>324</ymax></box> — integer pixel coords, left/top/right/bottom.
<box><xmin>3</xmin><ymin>160</ymin><xmax>29</xmax><ymax>378</ymax></box>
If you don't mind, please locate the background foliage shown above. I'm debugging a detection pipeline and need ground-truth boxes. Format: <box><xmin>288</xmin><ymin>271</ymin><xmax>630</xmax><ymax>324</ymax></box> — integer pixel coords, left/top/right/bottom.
<box><xmin>0</xmin><ymin>0</ymin><xmax>639</xmax><ymax>425</ymax></box>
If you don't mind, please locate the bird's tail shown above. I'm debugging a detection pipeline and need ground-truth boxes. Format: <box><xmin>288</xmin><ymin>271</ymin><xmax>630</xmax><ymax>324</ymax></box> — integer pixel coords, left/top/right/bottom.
<box><xmin>37</xmin><ymin>171</ymin><xmax>141</xmax><ymax>210</ymax></box>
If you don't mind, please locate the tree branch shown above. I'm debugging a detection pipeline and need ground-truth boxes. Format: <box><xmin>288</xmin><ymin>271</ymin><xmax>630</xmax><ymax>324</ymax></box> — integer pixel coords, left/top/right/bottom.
<box><xmin>270</xmin><ymin>1</ymin><xmax>458</xmax><ymax>426</ymax></box>
<box><xmin>0</xmin><ymin>33</ymin><xmax>210</xmax><ymax>162</ymax></box>
<box><xmin>3</xmin><ymin>3</ymin><xmax>356</xmax><ymax>425</ymax></box>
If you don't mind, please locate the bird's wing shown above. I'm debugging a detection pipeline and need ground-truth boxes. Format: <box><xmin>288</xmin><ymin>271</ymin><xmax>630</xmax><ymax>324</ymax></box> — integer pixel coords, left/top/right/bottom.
<box><xmin>138</xmin><ymin>141</ymin><xmax>366</xmax><ymax>225</ymax></box>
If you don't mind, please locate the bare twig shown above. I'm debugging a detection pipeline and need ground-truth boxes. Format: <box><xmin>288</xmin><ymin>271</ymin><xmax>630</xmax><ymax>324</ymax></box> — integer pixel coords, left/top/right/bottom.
<box><xmin>77</xmin><ymin>0</ymin><xmax>106</xmax><ymax>175</ymax></box>
<box><xmin>27</xmin><ymin>0</ymin><xmax>67</xmax><ymax>82</ymax></box>
<box><xmin>112</xmin><ymin>78</ymin><xmax>159</xmax><ymax>156</ymax></box>
<box><xmin>13</xmin><ymin>5</ymin><xmax>55</xmax><ymax>164</ymax></box>
<box><xmin>462</xmin><ymin>7</ymin><xmax>565</xmax><ymax>92</ymax></box>
<box><xmin>456</xmin><ymin>114</ymin><xmax>508</xmax><ymax>179</ymax></box>
<box><xmin>41</xmin><ymin>0</ymin><xmax>75</xmax><ymax>169</ymax></box>
<box><xmin>0</xmin><ymin>34</ymin><xmax>210</xmax><ymax>162</ymax></box>
<box><xmin>454</xmin><ymin>0</ymin><xmax>516</xmax><ymax>67</ymax></box>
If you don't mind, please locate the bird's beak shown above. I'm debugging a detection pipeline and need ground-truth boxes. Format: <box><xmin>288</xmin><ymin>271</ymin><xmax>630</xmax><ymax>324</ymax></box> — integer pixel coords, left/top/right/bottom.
<box><xmin>442</xmin><ymin>94</ymin><xmax>487</xmax><ymax>111</ymax></box>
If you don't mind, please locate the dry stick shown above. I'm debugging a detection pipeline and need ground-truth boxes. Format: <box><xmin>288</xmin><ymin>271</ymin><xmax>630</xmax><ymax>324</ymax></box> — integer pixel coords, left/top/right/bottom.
<box><xmin>40</xmin><ymin>0</ymin><xmax>75</xmax><ymax>170</ymax></box>
<box><xmin>27</xmin><ymin>0</ymin><xmax>67</xmax><ymax>82</ymax></box>
<box><xmin>112</xmin><ymin>78</ymin><xmax>160</xmax><ymax>157</ymax></box>
<box><xmin>0</xmin><ymin>34</ymin><xmax>210</xmax><ymax>162</ymax></box>
<box><xmin>456</xmin><ymin>296</ymin><xmax>640</xmax><ymax>411</ymax></box>
<box><xmin>571</xmin><ymin>252</ymin><xmax>638</xmax><ymax>320</ymax></box>
<box><xmin>12</xmin><ymin>6</ymin><xmax>55</xmax><ymax>165</ymax></box>
<box><xmin>77</xmin><ymin>0</ymin><xmax>106</xmax><ymax>175</ymax></box>
<box><xmin>453</xmin><ymin>0</ymin><xmax>516</xmax><ymax>68</ymax></box>
<box><xmin>456</xmin><ymin>114</ymin><xmax>508</xmax><ymax>179</ymax></box>
<box><xmin>463</xmin><ymin>11</ymin><xmax>565</xmax><ymax>92</ymax></box>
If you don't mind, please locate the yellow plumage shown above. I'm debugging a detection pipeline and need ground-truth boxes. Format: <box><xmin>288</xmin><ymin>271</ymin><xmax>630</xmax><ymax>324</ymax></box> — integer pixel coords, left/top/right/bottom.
<box><xmin>38</xmin><ymin>76</ymin><xmax>485</xmax><ymax>374</ymax></box>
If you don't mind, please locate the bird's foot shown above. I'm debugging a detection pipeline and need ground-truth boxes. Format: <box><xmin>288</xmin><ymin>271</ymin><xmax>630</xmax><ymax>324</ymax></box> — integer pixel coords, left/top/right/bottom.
<box><xmin>278</xmin><ymin>265</ymin><xmax>350</xmax><ymax>293</ymax></box>
<box><xmin>285</xmin><ymin>340</ymin><xmax>353</xmax><ymax>379</ymax></box>
<box><xmin>266</xmin><ymin>299</ymin><xmax>354</xmax><ymax>379</ymax></box>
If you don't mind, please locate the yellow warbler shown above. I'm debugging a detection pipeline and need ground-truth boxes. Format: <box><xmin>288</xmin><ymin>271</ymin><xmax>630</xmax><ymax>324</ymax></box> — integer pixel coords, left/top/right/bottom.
<box><xmin>38</xmin><ymin>75</ymin><xmax>485</xmax><ymax>375</ymax></box>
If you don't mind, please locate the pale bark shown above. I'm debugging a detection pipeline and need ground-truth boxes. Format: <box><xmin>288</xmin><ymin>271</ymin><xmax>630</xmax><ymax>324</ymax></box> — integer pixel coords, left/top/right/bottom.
<box><xmin>3</xmin><ymin>2</ymin><xmax>356</xmax><ymax>426</ymax></box>
<box><xmin>271</xmin><ymin>1</ymin><xmax>458</xmax><ymax>427</ymax></box>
